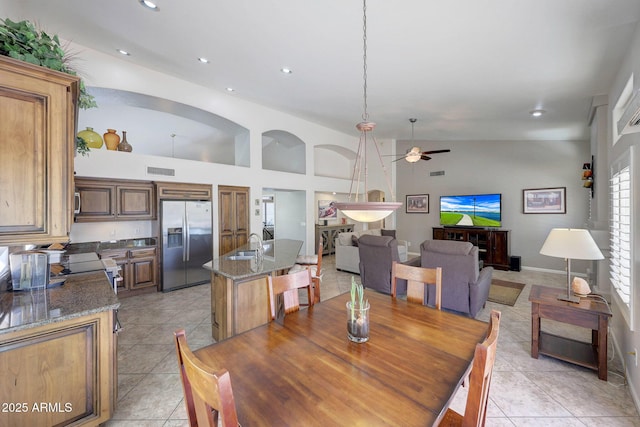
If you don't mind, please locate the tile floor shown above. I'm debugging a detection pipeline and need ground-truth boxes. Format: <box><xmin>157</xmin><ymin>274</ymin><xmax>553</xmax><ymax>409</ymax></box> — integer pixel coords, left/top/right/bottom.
<box><xmin>106</xmin><ymin>256</ymin><xmax>640</xmax><ymax>426</ymax></box>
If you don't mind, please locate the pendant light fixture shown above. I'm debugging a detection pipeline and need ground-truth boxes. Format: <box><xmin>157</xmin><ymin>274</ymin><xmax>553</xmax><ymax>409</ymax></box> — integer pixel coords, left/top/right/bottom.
<box><xmin>335</xmin><ymin>0</ymin><xmax>402</xmax><ymax>223</ymax></box>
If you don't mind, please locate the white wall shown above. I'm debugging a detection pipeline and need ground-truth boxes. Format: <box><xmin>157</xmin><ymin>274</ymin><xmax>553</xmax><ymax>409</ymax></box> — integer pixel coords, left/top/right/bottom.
<box><xmin>67</xmin><ymin>43</ymin><xmax>389</xmax><ymax>257</ymax></box>
<box><xmin>607</xmin><ymin>20</ymin><xmax>640</xmax><ymax>411</ymax></box>
<box><xmin>395</xmin><ymin>139</ymin><xmax>592</xmax><ymax>272</ymax></box>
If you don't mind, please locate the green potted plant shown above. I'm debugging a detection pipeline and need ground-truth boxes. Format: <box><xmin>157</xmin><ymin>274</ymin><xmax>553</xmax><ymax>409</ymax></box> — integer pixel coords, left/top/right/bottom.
<box><xmin>0</xmin><ymin>18</ymin><xmax>97</xmax><ymax>155</ymax></box>
<box><xmin>347</xmin><ymin>277</ymin><xmax>370</xmax><ymax>342</ymax></box>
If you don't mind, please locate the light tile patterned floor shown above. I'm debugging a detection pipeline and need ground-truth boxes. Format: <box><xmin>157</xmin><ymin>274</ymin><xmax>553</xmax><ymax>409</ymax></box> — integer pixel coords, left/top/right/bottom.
<box><xmin>105</xmin><ymin>257</ymin><xmax>640</xmax><ymax>426</ymax></box>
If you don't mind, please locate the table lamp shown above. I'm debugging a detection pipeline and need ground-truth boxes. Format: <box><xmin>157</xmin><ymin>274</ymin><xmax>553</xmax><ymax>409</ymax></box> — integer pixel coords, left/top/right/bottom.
<box><xmin>539</xmin><ymin>228</ymin><xmax>604</xmax><ymax>303</ymax></box>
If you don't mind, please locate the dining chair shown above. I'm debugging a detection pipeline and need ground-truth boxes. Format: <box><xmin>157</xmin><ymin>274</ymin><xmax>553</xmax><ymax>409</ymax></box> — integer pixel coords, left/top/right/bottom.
<box><xmin>289</xmin><ymin>238</ymin><xmax>323</xmax><ymax>303</ymax></box>
<box><xmin>391</xmin><ymin>261</ymin><xmax>442</xmax><ymax>309</ymax></box>
<box><xmin>268</xmin><ymin>268</ymin><xmax>314</xmax><ymax>320</ymax></box>
<box><xmin>174</xmin><ymin>329</ymin><xmax>240</xmax><ymax>427</ymax></box>
<box><xmin>438</xmin><ymin>309</ymin><xmax>502</xmax><ymax>427</ymax></box>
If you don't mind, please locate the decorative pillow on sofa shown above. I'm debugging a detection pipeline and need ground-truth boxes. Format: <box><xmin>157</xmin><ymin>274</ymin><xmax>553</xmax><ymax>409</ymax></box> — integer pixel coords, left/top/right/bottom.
<box><xmin>351</xmin><ymin>235</ymin><xmax>359</xmax><ymax>247</ymax></box>
<box><xmin>338</xmin><ymin>232</ymin><xmax>355</xmax><ymax>246</ymax></box>
<box><xmin>381</xmin><ymin>229</ymin><xmax>396</xmax><ymax>239</ymax></box>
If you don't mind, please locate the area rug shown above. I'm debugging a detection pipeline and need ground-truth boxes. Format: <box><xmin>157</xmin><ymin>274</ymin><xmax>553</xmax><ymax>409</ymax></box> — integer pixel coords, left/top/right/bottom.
<box><xmin>487</xmin><ymin>279</ymin><xmax>526</xmax><ymax>306</ymax></box>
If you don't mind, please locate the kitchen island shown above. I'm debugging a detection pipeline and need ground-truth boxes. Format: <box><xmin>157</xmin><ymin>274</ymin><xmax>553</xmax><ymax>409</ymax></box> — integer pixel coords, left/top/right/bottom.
<box><xmin>203</xmin><ymin>239</ymin><xmax>302</xmax><ymax>340</ymax></box>
<box><xmin>0</xmin><ymin>271</ymin><xmax>119</xmax><ymax>427</ymax></box>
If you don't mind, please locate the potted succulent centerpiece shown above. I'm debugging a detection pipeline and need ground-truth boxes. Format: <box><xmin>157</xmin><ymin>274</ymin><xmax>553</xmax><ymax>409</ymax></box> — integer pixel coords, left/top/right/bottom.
<box><xmin>0</xmin><ymin>18</ymin><xmax>97</xmax><ymax>155</ymax></box>
<box><xmin>347</xmin><ymin>277</ymin><xmax>370</xmax><ymax>343</ymax></box>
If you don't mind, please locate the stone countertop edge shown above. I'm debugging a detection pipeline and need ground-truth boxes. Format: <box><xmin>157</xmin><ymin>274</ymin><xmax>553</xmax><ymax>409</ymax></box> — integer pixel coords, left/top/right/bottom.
<box><xmin>203</xmin><ymin>239</ymin><xmax>303</xmax><ymax>280</ymax></box>
<box><xmin>64</xmin><ymin>237</ymin><xmax>158</xmax><ymax>254</ymax></box>
<box><xmin>0</xmin><ymin>271</ymin><xmax>120</xmax><ymax>335</ymax></box>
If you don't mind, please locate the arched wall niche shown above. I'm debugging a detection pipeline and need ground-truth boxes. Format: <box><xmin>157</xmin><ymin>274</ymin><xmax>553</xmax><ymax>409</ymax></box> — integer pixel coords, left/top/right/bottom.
<box><xmin>262</xmin><ymin>130</ymin><xmax>306</xmax><ymax>174</ymax></box>
<box><xmin>78</xmin><ymin>87</ymin><xmax>250</xmax><ymax>165</ymax></box>
<box><xmin>314</xmin><ymin>144</ymin><xmax>354</xmax><ymax>179</ymax></box>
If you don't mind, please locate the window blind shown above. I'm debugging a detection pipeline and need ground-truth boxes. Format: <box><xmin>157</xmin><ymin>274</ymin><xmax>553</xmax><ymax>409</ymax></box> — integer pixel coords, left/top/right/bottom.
<box><xmin>610</xmin><ymin>160</ymin><xmax>632</xmax><ymax>327</ymax></box>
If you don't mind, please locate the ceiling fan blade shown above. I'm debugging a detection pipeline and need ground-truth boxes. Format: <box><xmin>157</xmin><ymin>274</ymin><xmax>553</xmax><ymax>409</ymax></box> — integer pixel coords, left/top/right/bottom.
<box><xmin>420</xmin><ymin>149</ymin><xmax>451</xmax><ymax>155</ymax></box>
<box><xmin>421</xmin><ymin>155</ymin><xmax>432</xmax><ymax>161</ymax></box>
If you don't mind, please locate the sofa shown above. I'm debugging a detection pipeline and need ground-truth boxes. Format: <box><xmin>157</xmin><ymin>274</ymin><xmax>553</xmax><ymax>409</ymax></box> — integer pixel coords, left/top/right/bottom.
<box><xmin>335</xmin><ymin>229</ymin><xmax>408</xmax><ymax>274</ymax></box>
<box><xmin>419</xmin><ymin>240</ymin><xmax>493</xmax><ymax>318</ymax></box>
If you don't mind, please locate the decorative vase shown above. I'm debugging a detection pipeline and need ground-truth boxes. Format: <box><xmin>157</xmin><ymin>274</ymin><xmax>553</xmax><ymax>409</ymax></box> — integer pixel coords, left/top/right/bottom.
<box><xmin>77</xmin><ymin>127</ymin><xmax>103</xmax><ymax>149</ymax></box>
<box><xmin>103</xmin><ymin>129</ymin><xmax>120</xmax><ymax>150</ymax></box>
<box><xmin>117</xmin><ymin>130</ymin><xmax>133</xmax><ymax>152</ymax></box>
<box><xmin>346</xmin><ymin>301</ymin><xmax>370</xmax><ymax>343</ymax></box>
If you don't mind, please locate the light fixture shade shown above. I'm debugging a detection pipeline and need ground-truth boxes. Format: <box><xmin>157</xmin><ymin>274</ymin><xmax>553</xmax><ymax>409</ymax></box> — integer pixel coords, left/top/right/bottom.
<box><xmin>539</xmin><ymin>228</ymin><xmax>604</xmax><ymax>260</ymax></box>
<box><xmin>334</xmin><ymin>201</ymin><xmax>402</xmax><ymax>223</ymax></box>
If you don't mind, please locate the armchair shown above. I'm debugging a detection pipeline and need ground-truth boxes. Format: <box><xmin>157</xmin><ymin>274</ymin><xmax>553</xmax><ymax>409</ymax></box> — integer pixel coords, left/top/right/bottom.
<box><xmin>358</xmin><ymin>235</ymin><xmax>406</xmax><ymax>295</ymax></box>
<box><xmin>420</xmin><ymin>240</ymin><xmax>493</xmax><ymax>318</ymax></box>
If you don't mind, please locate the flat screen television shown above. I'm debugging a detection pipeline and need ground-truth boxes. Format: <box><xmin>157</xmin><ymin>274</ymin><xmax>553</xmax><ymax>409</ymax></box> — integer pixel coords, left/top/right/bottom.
<box><xmin>439</xmin><ymin>193</ymin><xmax>502</xmax><ymax>227</ymax></box>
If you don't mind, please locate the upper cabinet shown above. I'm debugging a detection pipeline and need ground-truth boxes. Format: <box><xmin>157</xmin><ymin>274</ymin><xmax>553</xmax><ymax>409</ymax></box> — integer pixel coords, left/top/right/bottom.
<box><xmin>75</xmin><ymin>177</ymin><xmax>156</xmax><ymax>222</ymax></box>
<box><xmin>0</xmin><ymin>56</ymin><xmax>79</xmax><ymax>245</ymax></box>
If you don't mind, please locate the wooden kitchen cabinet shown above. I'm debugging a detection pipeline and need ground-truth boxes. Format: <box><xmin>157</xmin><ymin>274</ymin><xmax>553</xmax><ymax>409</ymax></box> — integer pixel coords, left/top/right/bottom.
<box><xmin>0</xmin><ymin>56</ymin><xmax>78</xmax><ymax>245</ymax></box>
<box><xmin>218</xmin><ymin>185</ymin><xmax>249</xmax><ymax>255</ymax></box>
<box><xmin>75</xmin><ymin>177</ymin><xmax>155</xmax><ymax>222</ymax></box>
<box><xmin>100</xmin><ymin>247</ymin><xmax>157</xmax><ymax>292</ymax></box>
<box><xmin>129</xmin><ymin>248</ymin><xmax>157</xmax><ymax>290</ymax></box>
<box><xmin>155</xmin><ymin>181</ymin><xmax>212</xmax><ymax>200</ymax></box>
<box><xmin>0</xmin><ymin>310</ymin><xmax>116</xmax><ymax>427</ymax></box>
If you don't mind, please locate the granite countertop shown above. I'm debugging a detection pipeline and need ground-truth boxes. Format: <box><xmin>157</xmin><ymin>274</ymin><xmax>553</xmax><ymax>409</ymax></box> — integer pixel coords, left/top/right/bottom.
<box><xmin>64</xmin><ymin>238</ymin><xmax>157</xmax><ymax>254</ymax></box>
<box><xmin>0</xmin><ymin>271</ymin><xmax>120</xmax><ymax>335</ymax></box>
<box><xmin>203</xmin><ymin>239</ymin><xmax>303</xmax><ymax>281</ymax></box>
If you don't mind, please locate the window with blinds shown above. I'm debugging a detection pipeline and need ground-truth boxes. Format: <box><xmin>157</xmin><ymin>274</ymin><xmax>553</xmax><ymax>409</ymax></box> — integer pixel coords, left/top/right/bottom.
<box><xmin>610</xmin><ymin>157</ymin><xmax>633</xmax><ymax>329</ymax></box>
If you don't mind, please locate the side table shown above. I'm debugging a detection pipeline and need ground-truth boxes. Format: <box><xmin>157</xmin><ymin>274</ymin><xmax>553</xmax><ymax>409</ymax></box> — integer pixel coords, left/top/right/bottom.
<box><xmin>529</xmin><ymin>284</ymin><xmax>612</xmax><ymax>380</ymax></box>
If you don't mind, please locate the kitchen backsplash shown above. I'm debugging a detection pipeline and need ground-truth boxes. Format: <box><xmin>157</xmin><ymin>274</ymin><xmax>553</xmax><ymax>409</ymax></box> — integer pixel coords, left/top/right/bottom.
<box><xmin>70</xmin><ymin>220</ymin><xmax>154</xmax><ymax>243</ymax></box>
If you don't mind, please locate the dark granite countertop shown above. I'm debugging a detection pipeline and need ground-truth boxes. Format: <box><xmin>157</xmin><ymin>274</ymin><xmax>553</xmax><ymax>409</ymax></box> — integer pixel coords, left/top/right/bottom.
<box><xmin>203</xmin><ymin>239</ymin><xmax>302</xmax><ymax>281</ymax></box>
<box><xmin>0</xmin><ymin>271</ymin><xmax>120</xmax><ymax>335</ymax></box>
<box><xmin>64</xmin><ymin>238</ymin><xmax>157</xmax><ymax>255</ymax></box>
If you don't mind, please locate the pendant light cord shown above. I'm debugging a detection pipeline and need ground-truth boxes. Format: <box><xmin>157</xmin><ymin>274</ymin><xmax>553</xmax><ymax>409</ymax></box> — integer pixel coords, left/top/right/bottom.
<box><xmin>362</xmin><ymin>0</ymin><xmax>369</xmax><ymax>122</ymax></box>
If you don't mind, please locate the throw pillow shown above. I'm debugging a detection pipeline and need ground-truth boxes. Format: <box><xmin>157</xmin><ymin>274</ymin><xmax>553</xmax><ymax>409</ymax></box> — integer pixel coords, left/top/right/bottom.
<box><xmin>351</xmin><ymin>235</ymin><xmax>359</xmax><ymax>247</ymax></box>
<box><xmin>381</xmin><ymin>229</ymin><xmax>396</xmax><ymax>239</ymax></box>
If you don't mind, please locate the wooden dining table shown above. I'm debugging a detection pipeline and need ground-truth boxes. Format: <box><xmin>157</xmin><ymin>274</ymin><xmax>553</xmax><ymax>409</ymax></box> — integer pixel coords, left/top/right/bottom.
<box><xmin>195</xmin><ymin>290</ymin><xmax>488</xmax><ymax>426</ymax></box>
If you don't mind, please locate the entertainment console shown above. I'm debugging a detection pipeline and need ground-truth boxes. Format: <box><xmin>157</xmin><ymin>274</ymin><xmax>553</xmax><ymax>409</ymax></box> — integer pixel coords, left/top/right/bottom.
<box><xmin>432</xmin><ymin>227</ymin><xmax>510</xmax><ymax>270</ymax></box>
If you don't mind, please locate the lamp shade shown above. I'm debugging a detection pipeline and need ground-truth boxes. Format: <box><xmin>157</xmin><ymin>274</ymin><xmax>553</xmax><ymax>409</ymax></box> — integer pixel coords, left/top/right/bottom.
<box><xmin>335</xmin><ymin>201</ymin><xmax>402</xmax><ymax>223</ymax></box>
<box><xmin>539</xmin><ymin>228</ymin><xmax>604</xmax><ymax>260</ymax></box>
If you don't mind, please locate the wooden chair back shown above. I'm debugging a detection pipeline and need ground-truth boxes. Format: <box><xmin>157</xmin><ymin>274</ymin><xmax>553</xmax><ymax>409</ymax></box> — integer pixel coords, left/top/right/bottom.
<box><xmin>438</xmin><ymin>309</ymin><xmax>501</xmax><ymax>427</ymax></box>
<box><xmin>312</xmin><ymin>238</ymin><xmax>323</xmax><ymax>303</ymax></box>
<box><xmin>268</xmin><ymin>268</ymin><xmax>314</xmax><ymax>320</ymax></box>
<box><xmin>391</xmin><ymin>261</ymin><xmax>442</xmax><ymax>309</ymax></box>
<box><xmin>174</xmin><ymin>329</ymin><xmax>239</xmax><ymax>427</ymax></box>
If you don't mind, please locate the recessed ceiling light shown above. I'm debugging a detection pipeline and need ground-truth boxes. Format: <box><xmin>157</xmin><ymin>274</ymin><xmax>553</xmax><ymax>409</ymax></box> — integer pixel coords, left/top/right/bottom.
<box><xmin>226</xmin><ymin>87</ymin><xmax>235</xmax><ymax>92</ymax></box>
<box><xmin>139</xmin><ymin>0</ymin><xmax>159</xmax><ymax>11</ymax></box>
<box><xmin>280</xmin><ymin>67</ymin><xmax>293</xmax><ymax>74</ymax></box>
<box><xmin>117</xmin><ymin>49</ymin><xmax>130</xmax><ymax>56</ymax></box>
<box><xmin>530</xmin><ymin>109</ymin><xmax>545</xmax><ymax>117</ymax></box>
<box><xmin>197</xmin><ymin>57</ymin><xmax>209</xmax><ymax>64</ymax></box>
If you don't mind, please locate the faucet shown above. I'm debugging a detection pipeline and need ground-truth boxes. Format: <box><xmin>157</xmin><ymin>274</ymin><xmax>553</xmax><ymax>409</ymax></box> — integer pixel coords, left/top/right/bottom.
<box><xmin>248</xmin><ymin>233</ymin><xmax>264</xmax><ymax>261</ymax></box>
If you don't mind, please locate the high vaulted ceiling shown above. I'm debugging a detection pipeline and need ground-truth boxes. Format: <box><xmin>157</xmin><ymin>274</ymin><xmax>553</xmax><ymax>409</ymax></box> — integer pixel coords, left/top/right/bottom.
<box><xmin>5</xmin><ymin>0</ymin><xmax>640</xmax><ymax>141</ymax></box>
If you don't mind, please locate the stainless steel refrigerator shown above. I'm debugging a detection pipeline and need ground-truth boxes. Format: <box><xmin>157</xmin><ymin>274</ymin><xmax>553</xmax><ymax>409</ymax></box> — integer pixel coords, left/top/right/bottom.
<box><xmin>161</xmin><ymin>200</ymin><xmax>213</xmax><ymax>292</ymax></box>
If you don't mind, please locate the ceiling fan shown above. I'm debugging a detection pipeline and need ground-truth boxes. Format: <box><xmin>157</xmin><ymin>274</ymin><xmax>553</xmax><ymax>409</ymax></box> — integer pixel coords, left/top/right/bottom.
<box><xmin>394</xmin><ymin>118</ymin><xmax>451</xmax><ymax>163</ymax></box>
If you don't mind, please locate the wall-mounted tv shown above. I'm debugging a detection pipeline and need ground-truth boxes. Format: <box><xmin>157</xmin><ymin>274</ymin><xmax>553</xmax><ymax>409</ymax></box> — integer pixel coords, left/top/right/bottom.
<box><xmin>439</xmin><ymin>193</ymin><xmax>502</xmax><ymax>227</ymax></box>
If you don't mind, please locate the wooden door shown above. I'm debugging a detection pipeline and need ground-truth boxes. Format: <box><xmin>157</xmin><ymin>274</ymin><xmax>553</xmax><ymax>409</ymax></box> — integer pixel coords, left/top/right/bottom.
<box><xmin>219</xmin><ymin>186</ymin><xmax>249</xmax><ymax>256</ymax></box>
<box><xmin>0</xmin><ymin>56</ymin><xmax>78</xmax><ymax>244</ymax></box>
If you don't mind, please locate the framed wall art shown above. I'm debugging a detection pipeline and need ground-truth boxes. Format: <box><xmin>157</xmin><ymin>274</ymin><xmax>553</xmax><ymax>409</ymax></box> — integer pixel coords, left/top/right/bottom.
<box><xmin>523</xmin><ymin>187</ymin><xmax>566</xmax><ymax>214</ymax></box>
<box><xmin>318</xmin><ymin>200</ymin><xmax>337</xmax><ymax>218</ymax></box>
<box><xmin>406</xmin><ymin>194</ymin><xmax>429</xmax><ymax>213</ymax></box>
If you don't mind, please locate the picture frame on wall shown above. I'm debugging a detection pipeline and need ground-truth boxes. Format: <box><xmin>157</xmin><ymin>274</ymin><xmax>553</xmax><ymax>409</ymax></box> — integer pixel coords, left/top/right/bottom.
<box><xmin>523</xmin><ymin>187</ymin><xmax>566</xmax><ymax>214</ymax></box>
<box><xmin>406</xmin><ymin>194</ymin><xmax>429</xmax><ymax>213</ymax></box>
<box><xmin>318</xmin><ymin>200</ymin><xmax>338</xmax><ymax>218</ymax></box>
